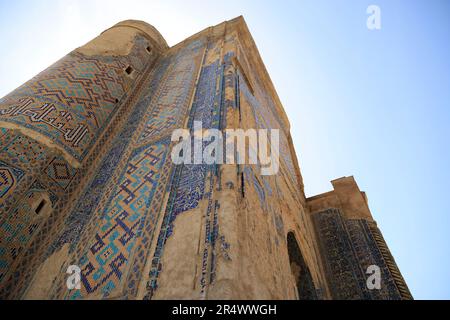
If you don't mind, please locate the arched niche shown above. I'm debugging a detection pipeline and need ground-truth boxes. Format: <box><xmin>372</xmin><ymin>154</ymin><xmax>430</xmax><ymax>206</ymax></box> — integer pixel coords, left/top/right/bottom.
<box><xmin>286</xmin><ymin>231</ymin><xmax>317</xmax><ymax>300</ymax></box>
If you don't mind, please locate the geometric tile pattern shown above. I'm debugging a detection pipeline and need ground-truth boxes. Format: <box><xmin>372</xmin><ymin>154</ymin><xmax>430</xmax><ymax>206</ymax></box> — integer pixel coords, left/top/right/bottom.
<box><xmin>171</xmin><ymin>61</ymin><xmax>223</xmax><ymax>215</ymax></box>
<box><xmin>0</xmin><ymin>161</ymin><xmax>24</xmax><ymax>198</ymax></box>
<box><xmin>313</xmin><ymin>208</ymin><xmax>369</xmax><ymax>299</ymax></box>
<box><xmin>138</xmin><ymin>41</ymin><xmax>205</xmax><ymax>144</ymax></box>
<box><xmin>0</xmin><ymin>30</ymin><xmax>299</xmax><ymax>300</ymax></box>
<box><xmin>0</xmin><ymin>27</ymin><xmax>168</xmax><ymax>297</ymax></box>
<box><xmin>0</xmin><ymin>134</ymin><xmax>49</xmax><ymax>218</ymax></box>
<box><xmin>70</xmin><ymin>142</ymin><xmax>169</xmax><ymax>299</ymax></box>
<box><xmin>85</xmin><ymin>40</ymin><xmax>206</xmax><ymax>299</ymax></box>
<box><xmin>313</xmin><ymin>208</ymin><xmax>406</xmax><ymax>300</ymax></box>
<box><xmin>42</xmin><ymin>39</ymin><xmax>207</xmax><ymax>300</ymax></box>
<box><xmin>48</xmin><ymin>59</ymin><xmax>174</xmax><ymax>256</ymax></box>
<box><xmin>0</xmin><ymin>169</ymin><xmax>14</xmax><ymax>198</ymax></box>
<box><xmin>0</xmin><ymin>180</ymin><xmax>58</xmax><ymax>282</ymax></box>
<box><xmin>346</xmin><ymin>219</ymin><xmax>411</xmax><ymax>299</ymax></box>
<box><xmin>171</xmin><ymin>164</ymin><xmax>208</xmax><ymax>216</ymax></box>
<box><xmin>0</xmin><ymin>36</ymin><xmax>150</xmax><ymax>163</ymax></box>
<box><xmin>1</xmin><ymin>135</ymin><xmax>47</xmax><ymax>166</ymax></box>
<box><xmin>0</xmin><ymin>20</ymin><xmax>410</xmax><ymax>302</ymax></box>
<box><xmin>45</xmin><ymin>157</ymin><xmax>77</xmax><ymax>190</ymax></box>
<box><xmin>123</xmin><ymin>150</ymin><xmax>173</xmax><ymax>299</ymax></box>
<box><xmin>239</xmin><ymin>71</ymin><xmax>298</xmax><ymax>186</ymax></box>
<box><xmin>145</xmin><ymin>47</ymin><xmax>225</xmax><ymax>298</ymax></box>
<box><xmin>0</xmin><ymin>128</ymin><xmax>11</xmax><ymax>148</ymax></box>
<box><xmin>0</xmin><ymin>34</ymin><xmax>155</xmax><ymax>298</ymax></box>
<box><xmin>0</xmin><ymin>44</ymin><xmax>171</xmax><ymax>297</ymax></box>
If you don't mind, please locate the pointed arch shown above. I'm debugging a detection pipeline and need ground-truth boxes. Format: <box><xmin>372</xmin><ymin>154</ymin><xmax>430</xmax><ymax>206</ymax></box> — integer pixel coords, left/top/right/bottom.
<box><xmin>286</xmin><ymin>231</ymin><xmax>317</xmax><ymax>300</ymax></box>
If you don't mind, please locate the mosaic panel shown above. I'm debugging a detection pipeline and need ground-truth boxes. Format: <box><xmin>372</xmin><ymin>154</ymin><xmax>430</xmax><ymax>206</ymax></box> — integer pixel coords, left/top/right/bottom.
<box><xmin>123</xmin><ymin>154</ymin><xmax>173</xmax><ymax>298</ymax></box>
<box><xmin>0</xmin><ymin>180</ymin><xmax>58</xmax><ymax>281</ymax></box>
<box><xmin>171</xmin><ymin>164</ymin><xmax>208</xmax><ymax>215</ymax></box>
<box><xmin>0</xmin><ymin>128</ymin><xmax>14</xmax><ymax>150</ymax></box>
<box><xmin>238</xmin><ymin>70</ymin><xmax>298</xmax><ymax>186</ymax></box>
<box><xmin>51</xmin><ymin>55</ymin><xmax>174</xmax><ymax>253</ymax></box>
<box><xmin>35</xmin><ymin>40</ymin><xmax>205</xmax><ymax>300</ymax></box>
<box><xmin>45</xmin><ymin>157</ymin><xmax>77</xmax><ymax>190</ymax></box>
<box><xmin>0</xmin><ymin>135</ymin><xmax>50</xmax><ymax>214</ymax></box>
<box><xmin>1</xmin><ymin>135</ymin><xmax>47</xmax><ymax>166</ymax></box>
<box><xmin>346</xmin><ymin>219</ymin><xmax>405</xmax><ymax>299</ymax></box>
<box><xmin>138</xmin><ymin>40</ymin><xmax>205</xmax><ymax>143</ymax></box>
<box><xmin>314</xmin><ymin>209</ymin><xmax>407</xmax><ymax>300</ymax></box>
<box><xmin>187</xmin><ymin>61</ymin><xmax>222</xmax><ymax>129</ymax></box>
<box><xmin>313</xmin><ymin>208</ymin><xmax>367</xmax><ymax>299</ymax></box>
<box><xmin>69</xmin><ymin>141</ymin><xmax>169</xmax><ymax>299</ymax></box>
<box><xmin>0</xmin><ymin>35</ymin><xmax>163</xmax><ymax>298</ymax></box>
<box><xmin>0</xmin><ymin>36</ymin><xmax>150</xmax><ymax>163</ymax></box>
<box><xmin>0</xmin><ymin>161</ymin><xmax>24</xmax><ymax>198</ymax></box>
<box><xmin>171</xmin><ymin>60</ymin><xmax>223</xmax><ymax>215</ymax></box>
<box><xmin>145</xmin><ymin>40</ymin><xmax>228</xmax><ymax>298</ymax></box>
<box><xmin>60</xmin><ymin>40</ymin><xmax>206</xmax><ymax>299</ymax></box>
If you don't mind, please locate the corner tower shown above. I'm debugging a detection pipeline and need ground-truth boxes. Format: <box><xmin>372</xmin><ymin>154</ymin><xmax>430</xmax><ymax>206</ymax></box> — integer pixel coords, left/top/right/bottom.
<box><xmin>307</xmin><ymin>177</ymin><xmax>413</xmax><ymax>299</ymax></box>
<box><xmin>0</xmin><ymin>20</ymin><xmax>167</xmax><ymax>298</ymax></box>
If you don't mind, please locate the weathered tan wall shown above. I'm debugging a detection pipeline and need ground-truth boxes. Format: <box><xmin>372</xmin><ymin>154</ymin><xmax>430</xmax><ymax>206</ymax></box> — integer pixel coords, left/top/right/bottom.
<box><xmin>307</xmin><ymin>176</ymin><xmax>373</xmax><ymax>220</ymax></box>
<box><xmin>78</xmin><ymin>20</ymin><xmax>168</xmax><ymax>57</ymax></box>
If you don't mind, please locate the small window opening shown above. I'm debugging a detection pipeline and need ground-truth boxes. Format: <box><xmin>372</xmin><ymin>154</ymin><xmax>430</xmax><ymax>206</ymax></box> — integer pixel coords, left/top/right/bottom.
<box><xmin>35</xmin><ymin>200</ymin><xmax>46</xmax><ymax>214</ymax></box>
<box><xmin>146</xmin><ymin>46</ymin><xmax>152</xmax><ymax>53</ymax></box>
<box><xmin>125</xmin><ymin>66</ymin><xmax>133</xmax><ymax>75</ymax></box>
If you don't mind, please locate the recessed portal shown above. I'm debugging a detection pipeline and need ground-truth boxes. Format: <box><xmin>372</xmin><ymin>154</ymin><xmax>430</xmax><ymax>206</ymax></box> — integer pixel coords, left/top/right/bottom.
<box><xmin>287</xmin><ymin>232</ymin><xmax>317</xmax><ymax>300</ymax></box>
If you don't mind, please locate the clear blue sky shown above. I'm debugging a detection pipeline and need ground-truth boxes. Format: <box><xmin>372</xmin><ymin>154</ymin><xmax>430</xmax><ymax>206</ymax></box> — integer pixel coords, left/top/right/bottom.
<box><xmin>0</xmin><ymin>0</ymin><xmax>448</xmax><ymax>299</ymax></box>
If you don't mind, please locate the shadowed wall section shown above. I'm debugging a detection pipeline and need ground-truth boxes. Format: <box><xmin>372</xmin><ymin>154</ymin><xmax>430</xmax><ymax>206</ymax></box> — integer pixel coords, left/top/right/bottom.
<box><xmin>287</xmin><ymin>232</ymin><xmax>317</xmax><ymax>300</ymax></box>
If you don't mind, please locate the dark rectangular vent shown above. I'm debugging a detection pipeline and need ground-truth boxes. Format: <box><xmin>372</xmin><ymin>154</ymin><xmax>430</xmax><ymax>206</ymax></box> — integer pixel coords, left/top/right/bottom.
<box><xmin>35</xmin><ymin>200</ymin><xmax>46</xmax><ymax>214</ymax></box>
<box><xmin>125</xmin><ymin>66</ymin><xmax>133</xmax><ymax>75</ymax></box>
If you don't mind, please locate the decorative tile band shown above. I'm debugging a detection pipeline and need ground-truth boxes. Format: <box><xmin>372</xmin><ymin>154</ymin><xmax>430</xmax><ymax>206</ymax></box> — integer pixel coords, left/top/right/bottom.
<box><xmin>0</xmin><ymin>36</ymin><xmax>151</xmax><ymax>164</ymax></box>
